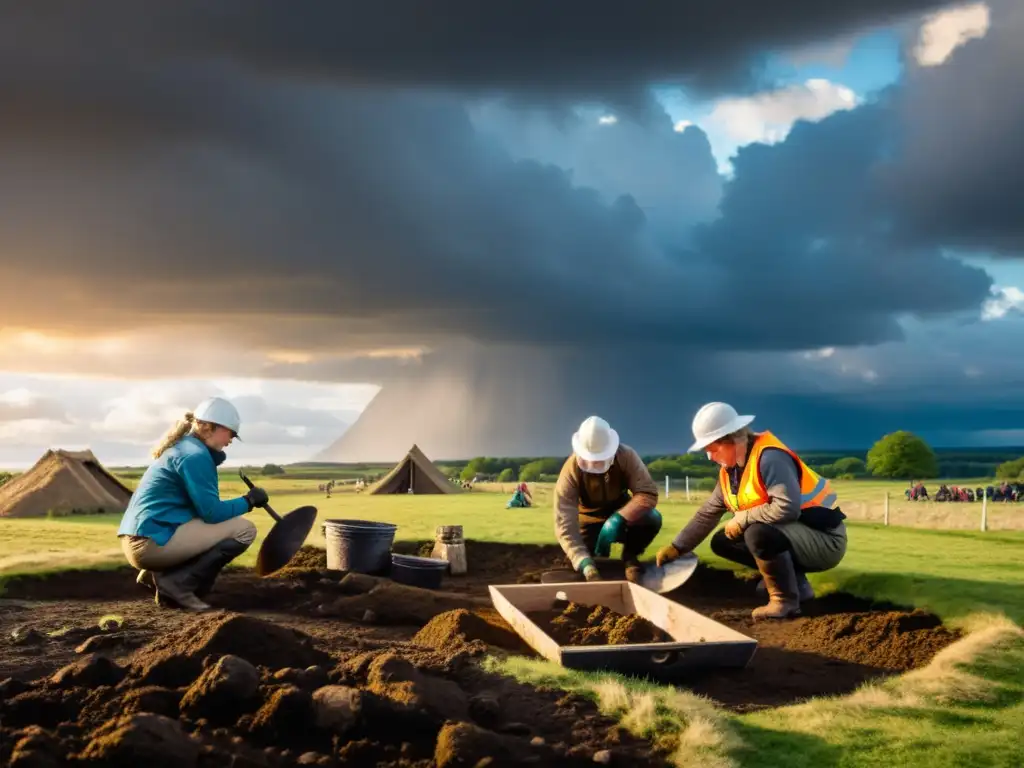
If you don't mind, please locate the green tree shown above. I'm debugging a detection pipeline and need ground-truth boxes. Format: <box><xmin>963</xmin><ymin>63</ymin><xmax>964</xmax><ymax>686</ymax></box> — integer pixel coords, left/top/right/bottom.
<box><xmin>831</xmin><ymin>457</ymin><xmax>866</xmax><ymax>477</ymax></box>
<box><xmin>0</xmin><ymin>471</ymin><xmax>12</xmax><ymax>488</ymax></box>
<box><xmin>496</xmin><ymin>468</ymin><xmax>516</xmax><ymax>482</ymax></box>
<box><xmin>995</xmin><ymin>457</ymin><xmax>1024</xmax><ymax>481</ymax></box>
<box><xmin>647</xmin><ymin>459</ymin><xmax>685</xmax><ymax>478</ymax></box>
<box><xmin>260</xmin><ymin>463</ymin><xmax>285</xmax><ymax>475</ymax></box>
<box><xmin>519</xmin><ymin>458</ymin><xmax>563</xmax><ymax>482</ymax></box>
<box><xmin>866</xmin><ymin>432</ymin><xmax>939</xmax><ymax>479</ymax></box>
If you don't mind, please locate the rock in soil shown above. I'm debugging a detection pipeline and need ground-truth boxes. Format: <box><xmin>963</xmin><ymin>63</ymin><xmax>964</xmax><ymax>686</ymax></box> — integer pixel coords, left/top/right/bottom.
<box><xmin>527</xmin><ymin>599</ymin><xmax>669</xmax><ymax>646</ymax></box>
<box><xmin>179</xmin><ymin>654</ymin><xmax>260</xmax><ymax>722</ymax></box>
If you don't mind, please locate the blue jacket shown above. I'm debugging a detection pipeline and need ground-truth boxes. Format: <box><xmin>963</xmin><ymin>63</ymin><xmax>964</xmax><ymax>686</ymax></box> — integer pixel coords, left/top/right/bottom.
<box><xmin>118</xmin><ymin>435</ymin><xmax>251</xmax><ymax>546</ymax></box>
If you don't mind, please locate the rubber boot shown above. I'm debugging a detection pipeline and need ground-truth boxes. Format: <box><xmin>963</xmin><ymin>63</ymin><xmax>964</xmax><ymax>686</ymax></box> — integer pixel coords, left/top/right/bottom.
<box><xmin>751</xmin><ymin>552</ymin><xmax>802</xmax><ymax>620</ymax></box>
<box><xmin>756</xmin><ymin>572</ymin><xmax>814</xmax><ymax>601</ymax></box>
<box><xmin>193</xmin><ymin>538</ymin><xmax>250</xmax><ymax>599</ymax></box>
<box><xmin>152</xmin><ymin>546</ymin><xmax>233</xmax><ymax>612</ymax></box>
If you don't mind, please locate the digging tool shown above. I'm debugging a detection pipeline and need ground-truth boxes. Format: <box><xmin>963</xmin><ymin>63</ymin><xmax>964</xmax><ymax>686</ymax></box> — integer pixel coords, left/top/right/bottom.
<box><xmin>240</xmin><ymin>470</ymin><xmax>317</xmax><ymax>576</ymax></box>
<box><xmin>638</xmin><ymin>552</ymin><xmax>700</xmax><ymax>594</ymax></box>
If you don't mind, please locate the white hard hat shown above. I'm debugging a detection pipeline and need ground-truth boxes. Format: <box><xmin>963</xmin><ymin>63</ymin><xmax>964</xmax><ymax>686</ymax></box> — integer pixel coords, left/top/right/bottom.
<box><xmin>572</xmin><ymin>416</ymin><xmax>619</xmax><ymax>462</ymax></box>
<box><xmin>193</xmin><ymin>396</ymin><xmax>242</xmax><ymax>438</ymax></box>
<box><xmin>689</xmin><ymin>402</ymin><xmax>754</xmax><ymax>452</ymax></box>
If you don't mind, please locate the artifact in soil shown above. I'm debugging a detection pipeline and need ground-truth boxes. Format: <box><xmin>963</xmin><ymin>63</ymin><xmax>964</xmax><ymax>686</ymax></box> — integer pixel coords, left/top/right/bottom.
<box><xmin>527</xmin><ymin>598</ymin><xmax>670</xmax><ymax>646</ymax></box>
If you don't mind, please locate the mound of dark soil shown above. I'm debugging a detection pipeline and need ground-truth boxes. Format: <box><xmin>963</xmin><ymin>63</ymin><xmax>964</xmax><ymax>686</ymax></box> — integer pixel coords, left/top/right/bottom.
<box><xmin>412</xmin><ymin>609</ymin><xmax>530</xmax><ymax>654</ymax></box>
<box><xmin>0</xmin><ymin>614</ymin><xmax>669</xmax><ymax>768</ymax></box>
<box><xmin>130</xmin><ymin>613</ymin><xmax>330</xmax><ymax>687</ymax></box>
<box><xmin>528</xmin><ymin>599</ymin><xmax>670</xmax><ymax>647</ymax></box>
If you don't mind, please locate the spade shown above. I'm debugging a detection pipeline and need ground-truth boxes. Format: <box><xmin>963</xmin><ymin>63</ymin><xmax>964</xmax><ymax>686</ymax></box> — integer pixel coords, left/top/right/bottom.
<box><xmin>240</xmin><ymin>470</ymin><xmax>318</xmax><ymax>576</ymax></box>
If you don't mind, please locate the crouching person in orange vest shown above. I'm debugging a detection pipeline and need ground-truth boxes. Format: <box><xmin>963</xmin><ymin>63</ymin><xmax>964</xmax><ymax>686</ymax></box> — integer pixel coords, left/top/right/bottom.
<box><xmin>657</xmin><ymin>403</ymin><xmax>848</xmax><ymax>620</ymax></box>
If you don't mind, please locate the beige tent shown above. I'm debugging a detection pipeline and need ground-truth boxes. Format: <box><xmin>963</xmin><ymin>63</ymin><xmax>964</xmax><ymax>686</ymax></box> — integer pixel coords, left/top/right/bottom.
<box><xmin>370</xmin><ymin>444</ymin><xmax>462</xmax><ymax>495</ymax></box>
<box><xmin>0</xmin><ymin>449</ymin><xmax>134</xmax><ymax>518</ymax></box>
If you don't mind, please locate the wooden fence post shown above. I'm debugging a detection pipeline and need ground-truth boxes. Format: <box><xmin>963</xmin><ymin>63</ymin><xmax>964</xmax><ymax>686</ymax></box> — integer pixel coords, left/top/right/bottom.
<box><xmin>981</xmin><ymin>492</ymin><xmax>988</xmax><ymax>532</ymax></box>
<box><xmin>884</xmin><ymin>492</ymin><xmax>890</xmax><ymax>526</ymax></box>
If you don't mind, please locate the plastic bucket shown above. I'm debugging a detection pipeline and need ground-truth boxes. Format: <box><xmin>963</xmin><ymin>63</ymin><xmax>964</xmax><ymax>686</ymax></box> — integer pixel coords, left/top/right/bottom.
<box><xmin>390</xmin><ymin>553</ymin><xmax>448</xmax><ymax>590</ymax></box>
<box><xmin>324</xmin><ymin>519</ymin><xmax>398</xmax><ymax>574</ymax></box>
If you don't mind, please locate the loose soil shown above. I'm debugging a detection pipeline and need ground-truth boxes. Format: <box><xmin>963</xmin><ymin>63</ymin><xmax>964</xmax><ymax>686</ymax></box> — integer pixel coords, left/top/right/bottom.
<box><xmin>527</xmin><ymin>598</ymin><xmax>670</xmax><ymax>646</ymax></box>
<box><xmin>0</xmin><ymin>541</ymin><xmax>964</xmax><ymax>763</ymax></box>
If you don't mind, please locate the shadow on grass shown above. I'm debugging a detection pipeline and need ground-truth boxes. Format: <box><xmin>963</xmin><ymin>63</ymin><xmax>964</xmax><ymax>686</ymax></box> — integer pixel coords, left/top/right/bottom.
<box><xmin>729</xmin><ymin>721</ymin><xmax>846</xmax><ymax>768</ymax></box>
<box><xmin>826</xmin><ymin>571</ymin><xmax>1024</xmax><ymax>625</ymax></box>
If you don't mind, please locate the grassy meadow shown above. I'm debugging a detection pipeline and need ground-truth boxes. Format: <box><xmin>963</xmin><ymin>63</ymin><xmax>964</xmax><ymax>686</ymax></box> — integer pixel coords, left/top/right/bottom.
<box><xmin>1</xmin><ymin>471</ymin><xmax>1023</xmax><ymax>767</ymax></box>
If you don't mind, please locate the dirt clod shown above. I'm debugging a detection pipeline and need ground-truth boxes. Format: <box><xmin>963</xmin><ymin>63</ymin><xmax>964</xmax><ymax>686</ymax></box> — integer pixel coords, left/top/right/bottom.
<box><xmin>49</xmin><ymin>654</ymin><xmax>125</xmax><ymax>688</ymax></box>
<box><xmin>527</xmin><ymin>600</ymin><xmax>669</xmax><ymax>646</ymax></box>
<box><xmin>77</xmin><ymin>713</ymin><xmax>200</xmax><ymax>768</ymax></box>
<box><xmin>179</xmin><ymin>654</ymin><xmax>260</xmax><ymax>722</ymax></box>
<box><xmin>435</xmin><ymin>721</ymin><xmax>548</xmax><ymax>768</ymax></box>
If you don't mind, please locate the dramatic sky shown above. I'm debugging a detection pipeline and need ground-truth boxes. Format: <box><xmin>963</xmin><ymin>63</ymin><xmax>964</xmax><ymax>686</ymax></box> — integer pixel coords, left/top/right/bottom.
<box><xmin>1</xmin><ymin>0</ymin><xmax>1021</xmax><ymax>466</ymax></box>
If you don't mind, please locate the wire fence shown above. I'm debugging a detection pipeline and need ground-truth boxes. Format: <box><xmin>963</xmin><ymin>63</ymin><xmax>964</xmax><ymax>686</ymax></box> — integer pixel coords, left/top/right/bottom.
<box><xmin>661</xmin><ymin>477</ymin><xmax>1024</xmax><ymax>532</ymax></box>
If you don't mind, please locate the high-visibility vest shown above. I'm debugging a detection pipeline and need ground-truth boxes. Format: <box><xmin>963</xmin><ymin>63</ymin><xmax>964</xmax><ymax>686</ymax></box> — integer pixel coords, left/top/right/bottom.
<box><xmin>720</xmin><ymin>431</ymin><xmax>838</xmax><ymax>512</ymax></box>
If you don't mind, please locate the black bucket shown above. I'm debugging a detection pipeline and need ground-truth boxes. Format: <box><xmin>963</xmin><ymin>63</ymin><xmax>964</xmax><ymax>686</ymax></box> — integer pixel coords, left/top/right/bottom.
<box><xmin>390</xmin><ymin>553</ymin><xmax>448</xmax><ymax>590</ymax></box>
<box><xmin>324</xmin><ymin>519</ymin><xmax>398</xmax><ymax>574</ymax></box>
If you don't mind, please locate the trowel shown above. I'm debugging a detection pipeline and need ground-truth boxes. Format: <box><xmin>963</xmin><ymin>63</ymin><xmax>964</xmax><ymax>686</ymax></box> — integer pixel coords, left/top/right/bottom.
<box><xmin>240</xmin><ymin>471</ymin><xmax>318</xmax><ymax>577</ymax></box>
<box><xmin>638</xmin><ymin>552</ymin><xmax>699</xmax><ymax>594</ymax></box>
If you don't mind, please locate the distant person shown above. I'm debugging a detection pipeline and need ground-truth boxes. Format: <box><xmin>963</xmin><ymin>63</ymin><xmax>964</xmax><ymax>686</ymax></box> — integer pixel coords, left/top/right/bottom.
<box><xmin>656</xmin><ymin>403</ymin><xmax>848</xmax><ymax>620</ymax></box>
<box><xmin>553</xmin><ymin>416</ymin><xmax>662</xmax><ymax>584</ymax></box>
<box><xmin>117</xmin><ymin>397</ymin><xmax>268</xmax><ymax>612</ymax></box>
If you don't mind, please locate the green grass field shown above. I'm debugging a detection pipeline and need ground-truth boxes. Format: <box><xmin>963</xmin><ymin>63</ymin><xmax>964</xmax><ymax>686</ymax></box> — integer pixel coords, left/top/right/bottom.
<box><xmin>1</xmin><ymin>476</ymin><xmax>1022</xmax><ymax>767</ymax></box>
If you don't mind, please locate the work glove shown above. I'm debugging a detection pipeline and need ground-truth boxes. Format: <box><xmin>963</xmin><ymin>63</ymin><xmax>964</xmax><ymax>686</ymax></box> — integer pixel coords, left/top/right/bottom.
<box><xmin>579</xmin><ymin>557</ymin><xmax>601</xmax><ymax>582</ymax></box>
<box><xmin>244</xmin><ymin>486</ymin><xmax>269</xmax><ymax>510</ymax></box>
<box><xmin>655</xmin><ymin>543</ymin><xmax>684</xmax><ymax>567</ymax></box>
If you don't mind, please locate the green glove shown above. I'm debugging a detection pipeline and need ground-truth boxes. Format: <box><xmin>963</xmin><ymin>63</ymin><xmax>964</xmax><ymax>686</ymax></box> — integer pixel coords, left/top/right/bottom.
<box><xmin>594</xmin><ymin>512</ymin><xmax>626</xmax><ymax>557</ymax></box>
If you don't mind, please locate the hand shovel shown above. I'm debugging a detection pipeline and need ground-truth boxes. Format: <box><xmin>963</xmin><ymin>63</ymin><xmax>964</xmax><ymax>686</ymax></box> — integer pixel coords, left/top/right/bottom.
<box><xmin>240</xmin><ymin>471</ymin><xmax>318</xmax><ymax>576</ymax></box>
<box><xmin>639</xmin><ymin>552</ymin><xmax>699</xmax><ymax>594</ymax></box>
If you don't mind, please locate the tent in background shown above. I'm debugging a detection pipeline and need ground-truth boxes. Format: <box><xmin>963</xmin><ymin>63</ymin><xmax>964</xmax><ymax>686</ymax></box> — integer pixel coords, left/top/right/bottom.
<box><xmin>0</xmin><ymin>449</ymin><xmax>134</xmax><ymax>518</ymax></box>
<box><xmin>369</xmin><ymin>444</ymin><xmax>461</xmax><ymax>495</ymax></box>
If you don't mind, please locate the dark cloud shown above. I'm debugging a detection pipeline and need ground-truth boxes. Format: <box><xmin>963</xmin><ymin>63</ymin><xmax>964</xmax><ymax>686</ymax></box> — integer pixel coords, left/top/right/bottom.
<box><xmin>0</xmin><ymin>0</ymin><xmax>1020</xmax><ymax>460</ymax></box>
<box><xmin>1</xmin><ymin>0</ymin><xmax>955</xmax><ymax>109</ymax></box>
<box><xmin>882</xmin><ymin>0</ymin><xmax>1024</xmax><ymax>254</ymax></box>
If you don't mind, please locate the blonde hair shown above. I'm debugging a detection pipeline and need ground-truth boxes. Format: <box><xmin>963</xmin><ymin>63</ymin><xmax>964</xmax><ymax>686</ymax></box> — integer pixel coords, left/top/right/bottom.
<box><xmin>151</xmin><ymin>412</ymin><xmax>219</xmax><ymax>459</ymax></box>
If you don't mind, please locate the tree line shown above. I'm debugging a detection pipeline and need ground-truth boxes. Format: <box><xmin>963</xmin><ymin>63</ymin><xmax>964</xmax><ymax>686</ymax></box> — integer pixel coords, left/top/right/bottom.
<box><xmin>450</xmin><ymin>432</ymin><xmax>1024</xmax><ymax>483</ymax></box>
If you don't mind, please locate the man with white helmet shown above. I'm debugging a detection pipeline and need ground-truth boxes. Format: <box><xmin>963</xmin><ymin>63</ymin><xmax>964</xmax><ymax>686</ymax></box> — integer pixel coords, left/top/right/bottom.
<box><xmin>118</xmin><ymin>396</ymin><xmax>269</xmax><ymax>612</ymax></box>
<box><xmin>657</xmin><ymin>403</ymin><xmax>848</xmax><ymax>620</ymax></box>
<box><xmin>553</xmin><ymin>416</ymin><xmax>662</xmax><ymax>583</ymax></box>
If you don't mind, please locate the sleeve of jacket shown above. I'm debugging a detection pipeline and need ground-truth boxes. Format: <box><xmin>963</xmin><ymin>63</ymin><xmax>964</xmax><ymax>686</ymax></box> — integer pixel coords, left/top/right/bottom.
<box><xmin>733</xmin><ymin>448</ymin><xmax>802</xmax><ymax>530</ymax></box>
<box><xmin>552</xmin><ymin>456</ymin><xmax>593</xmax><ymax>570</ymax></box>
<box><xmin>177</xmin><ymin>453</ymin><xmax>250</xmax><ymax>524</ymax></box>
<box><xmin>671</xmin><ymin>481</ymin><xmax>729</xmax><ymax>553</ymax></box>
<box><xmin>616</xmin><ymin>446</ymin><xmax>659</xmax><ymax>523</ymax></box>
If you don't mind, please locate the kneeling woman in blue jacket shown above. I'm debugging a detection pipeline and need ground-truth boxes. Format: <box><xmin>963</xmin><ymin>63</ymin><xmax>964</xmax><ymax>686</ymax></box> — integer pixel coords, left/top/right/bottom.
<box><xmin>118</xmin><ymin>397</ymin><xmax>268</xmax><ymax>611</ymax></box>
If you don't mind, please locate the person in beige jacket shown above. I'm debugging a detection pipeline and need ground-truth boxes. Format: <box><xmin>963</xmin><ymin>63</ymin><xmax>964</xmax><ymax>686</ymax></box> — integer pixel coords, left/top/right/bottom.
<box><xmin>553</xmin><ymin>416</ymin><xmax>662</xmax><ymax>583</ymax></box>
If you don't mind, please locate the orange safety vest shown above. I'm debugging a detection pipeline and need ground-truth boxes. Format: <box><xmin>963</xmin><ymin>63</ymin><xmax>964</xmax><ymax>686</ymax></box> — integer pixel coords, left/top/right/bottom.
<box><xmin>720</xmin><ymin>431</ymin><xmax>838</xmax><ymax>512</ymax></box>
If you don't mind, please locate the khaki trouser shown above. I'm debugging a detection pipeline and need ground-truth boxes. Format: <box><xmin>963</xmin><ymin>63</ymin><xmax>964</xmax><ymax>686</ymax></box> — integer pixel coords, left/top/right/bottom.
<box><xmin>120</xmin><ymin>517</ymin><xmax>257</xmax><ymax>571</ymax></box>
<box><xmin>777</xmin><ymin>520</ymin><xmax>848</xmax><ymax>572</ymax></box>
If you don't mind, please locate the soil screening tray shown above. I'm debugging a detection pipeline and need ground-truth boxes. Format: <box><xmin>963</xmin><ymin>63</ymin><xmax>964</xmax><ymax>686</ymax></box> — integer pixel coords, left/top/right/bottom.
<box><xmin>489</xmin><ymin>581</ymin><xmax>757</xmax><ymax>682</ymax></box>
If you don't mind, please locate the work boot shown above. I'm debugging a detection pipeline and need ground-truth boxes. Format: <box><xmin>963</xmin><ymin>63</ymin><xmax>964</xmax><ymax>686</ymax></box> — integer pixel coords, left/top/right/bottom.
<box><xmin>152</xmin><ymin>565</ymin><xmax>212</xmax><ymax>612</ymax></box>
<box><xmin>193</xmin><ymin>538</ymin><xmax>251</xmax><ymax>599</ymax></box>
<box><xmin>756</xmin><ymin>572</ymin><xmax>814</xmax><ymax>602</ymax></box>
<box><xmin>751</xmin><ymin>552</ymin><xmax>802</xmax><ymax>620</ymax></box>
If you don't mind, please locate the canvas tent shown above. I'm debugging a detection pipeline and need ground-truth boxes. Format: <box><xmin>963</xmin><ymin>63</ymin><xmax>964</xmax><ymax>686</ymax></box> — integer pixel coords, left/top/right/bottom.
<box><xmin>0</xmin><ymin>449</ymin><xmax>134</xmax><ymax>518</ymax></box>
<box><xmin>370</xmin><ymin>444</ymin><xmax>461</xmax><ymax>495</ymax></box>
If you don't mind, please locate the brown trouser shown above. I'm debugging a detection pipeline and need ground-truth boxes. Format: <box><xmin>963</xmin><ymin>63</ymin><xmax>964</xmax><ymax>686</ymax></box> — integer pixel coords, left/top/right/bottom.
<box><xmin>120</xmin><ymin>516</ymin><xmax>257</xmax><ymax>572</ymax></box>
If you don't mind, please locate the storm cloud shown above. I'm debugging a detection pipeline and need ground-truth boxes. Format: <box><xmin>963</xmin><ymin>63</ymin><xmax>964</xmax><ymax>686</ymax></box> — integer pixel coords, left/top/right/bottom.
<box><xmin>0</xmin><ymin>0</ymin><xmax>1020</xmax><ymax>460</ymax></box>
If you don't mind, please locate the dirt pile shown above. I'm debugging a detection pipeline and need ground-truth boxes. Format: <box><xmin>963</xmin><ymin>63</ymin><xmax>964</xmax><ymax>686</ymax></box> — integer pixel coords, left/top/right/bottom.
<box><xmin>130</xmin><ymin>613</ymin><xmax>331</xmax><ymax>687</ymax></box>
<box><xmin>412</xmin><ymin>609</ymin><xmax>531</xmax><ymax>654</ymax></box>
<box><xmin>527</xmin><ymin>599</ymin><xmax>670</xmax><ymax>646</ymax></box>
<box><xmin>0</xmin><ymin>614</ymin><xmax>669</xmax><ymax>768</ymax></box>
